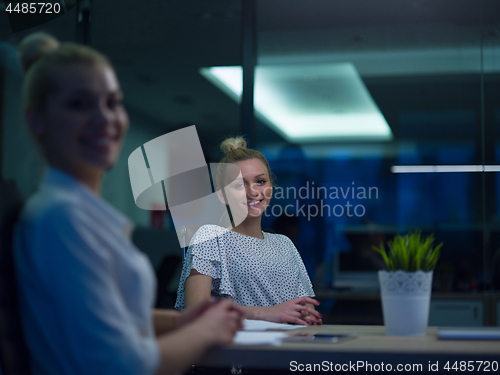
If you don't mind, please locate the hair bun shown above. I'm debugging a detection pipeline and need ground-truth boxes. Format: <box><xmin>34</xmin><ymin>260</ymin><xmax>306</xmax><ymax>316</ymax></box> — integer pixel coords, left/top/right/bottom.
<box><xmin>18</xmin><ymin>32</ymin><xmax>59</xmax><ymax>73</ymax></box>
<box><xmin>220</xmin><ymin>136</ymin><xmax>247</xmax><ymax>155</ymax></box>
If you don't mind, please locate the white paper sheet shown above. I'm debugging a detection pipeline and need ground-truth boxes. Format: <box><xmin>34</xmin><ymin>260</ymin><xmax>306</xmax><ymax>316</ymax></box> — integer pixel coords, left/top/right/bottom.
<box><xmin>233</xmin><ymin>331</ymin><xmax>288</xmax><ymax>345</ymax></box>
<box><xmin>243</xmin><ymin>319</ymin><xmax>307</xmax><ymax>331</ymax></box>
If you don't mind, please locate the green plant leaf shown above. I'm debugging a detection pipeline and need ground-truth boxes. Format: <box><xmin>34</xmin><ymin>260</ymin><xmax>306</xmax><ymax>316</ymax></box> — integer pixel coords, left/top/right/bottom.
<box><xmin>374</xmin><ymin>230</ymin><xmax>442</xmax><ymax>272</ymax></box>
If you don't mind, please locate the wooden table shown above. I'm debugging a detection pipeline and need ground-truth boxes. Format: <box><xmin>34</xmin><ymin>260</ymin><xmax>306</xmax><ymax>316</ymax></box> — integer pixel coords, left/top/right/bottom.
<box><xmin>198</xmin><ymin>325</ymin><xmax>500</xmax><ymax>373</ymax></box>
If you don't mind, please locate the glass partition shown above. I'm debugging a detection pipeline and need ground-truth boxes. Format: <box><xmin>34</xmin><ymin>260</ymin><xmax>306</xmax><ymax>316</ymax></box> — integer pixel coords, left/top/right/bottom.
<box><xmin>255</xmin><ymin>0</ymin><xmax>500</xmax><ymax>293</ymax></box>
<box><xmin>1</xmin><ymin>0</ymin><xmax>499</xmax><ymax>304</ymax></box>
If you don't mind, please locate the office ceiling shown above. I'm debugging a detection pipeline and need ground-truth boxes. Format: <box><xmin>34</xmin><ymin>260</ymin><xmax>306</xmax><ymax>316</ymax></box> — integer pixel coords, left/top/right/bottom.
<box><xmin>2</xmin><ymin>0</ymin><xmax>500</xmax><ymax>158</ymax></box>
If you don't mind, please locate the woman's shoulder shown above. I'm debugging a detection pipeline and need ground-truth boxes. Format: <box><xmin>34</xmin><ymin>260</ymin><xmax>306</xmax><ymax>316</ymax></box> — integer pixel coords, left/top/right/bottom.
<box><xmin>266</xmin><ymin>231</ymin><xmax>294</xmax><ymax>244</ymax></box>
<box><xmin>15</xmin><ymin>191</ymin><xmax>96</xmax><ymax>266</ymax></box>
<box><xmin>20</xmin><ymin>188</ymin><xmax>81</xmax><ymax>228</ymax></box>
<box><xmin>190</xmin><ymin>224</ymin><xmax>230</xmax><ymax>245</ymax></box>
<box><xmin>265</xmin><ymin>232</ymin><xmax>300</xmax><ymax>253</ymax></box>
<box><xmin>195</xmin><ymin>224</ymin><xmax>229</xmax><ymax>236</ymax></box>
<box><xmin>18</xmin><ymin>186</ymin><xmax>113</xmax><ymax>245</ymax></box>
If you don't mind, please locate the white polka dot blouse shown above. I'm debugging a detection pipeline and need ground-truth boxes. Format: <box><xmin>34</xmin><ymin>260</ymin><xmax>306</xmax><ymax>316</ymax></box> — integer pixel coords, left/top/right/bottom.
<box><xmin>175</xmin><ymin>225</ymin><xmax>315</xmax><ymax>310</ymax></box>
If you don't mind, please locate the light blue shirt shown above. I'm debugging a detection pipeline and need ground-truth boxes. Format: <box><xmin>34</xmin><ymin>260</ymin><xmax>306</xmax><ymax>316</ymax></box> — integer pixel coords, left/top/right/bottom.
<box><xmin>14</xmin><ymin>168</ymin><xmax>160</xmax><ymax>375</ymax></box>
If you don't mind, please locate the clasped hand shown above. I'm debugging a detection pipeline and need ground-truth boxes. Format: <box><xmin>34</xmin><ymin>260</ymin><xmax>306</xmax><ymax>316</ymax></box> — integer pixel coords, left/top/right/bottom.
<box><xmin>179</xmin><ymin>299</ymin><xmax>245</xmax><ymax>345</ymax></box>
<box><xmin>264</xmin><ymin>297</ymin><xmax>322</xmax><ymax>325</ymax></box>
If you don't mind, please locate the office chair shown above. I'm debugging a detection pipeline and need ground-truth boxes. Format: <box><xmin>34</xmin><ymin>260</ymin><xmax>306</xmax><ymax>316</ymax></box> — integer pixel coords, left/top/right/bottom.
<box><xmin>0</xmin><ymin>179</ymin><xmax>31</xmax><ymax>375</ymax></box>
<box><xmin>155</xmin><ymin>255</ymin><xmax>182</xmax><ymax>308</ymax></box>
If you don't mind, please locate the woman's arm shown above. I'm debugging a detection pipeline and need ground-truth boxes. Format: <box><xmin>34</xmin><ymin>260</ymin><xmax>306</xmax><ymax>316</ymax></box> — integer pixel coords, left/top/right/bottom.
<box><xmin>183</xmin><ymin>264</ymin><xmax>321</xmax><ymax>325</ymax></box>
<box><xmin>153</xmin><ymin>298</ymin><xmax>236</xmax><ymax>336</ymax></box>
<box><xmin>184</xmin><ymin>267</ymin><xmax>321</xmax><ymax>325</ymax></box>
<box><xmin>152</xmin><ymin>309</ymin><xmax>181</xmax><ymax>336</ymax></box>
<box><xmin>154</xmin><ymin>300</ymin><xmax>243</xmax><ymax>375</ymax></box>
<box><xmin>183</xmin><ymin>269</ymin><xmax>213</xmax><ymax>310</ymax></box>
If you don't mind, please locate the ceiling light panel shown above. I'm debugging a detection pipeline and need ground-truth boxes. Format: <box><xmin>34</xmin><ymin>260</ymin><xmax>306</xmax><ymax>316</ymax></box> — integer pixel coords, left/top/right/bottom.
<box><xmin>200</xmin><ymin>63</ymin><xmax>393</xmax><ymax>143</ymax></box>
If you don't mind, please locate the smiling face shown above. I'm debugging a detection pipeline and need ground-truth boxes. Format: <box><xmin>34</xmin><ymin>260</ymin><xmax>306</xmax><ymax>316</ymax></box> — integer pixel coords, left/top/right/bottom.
<box><xmin>31</xmin><ymin>62</ymin><xmax>128</xmax><ymax>180</ymax></box>
<box><xmin>223</xmin><ymin>158</ymin><xmax>273</xmax><ymax>221</ymax></box>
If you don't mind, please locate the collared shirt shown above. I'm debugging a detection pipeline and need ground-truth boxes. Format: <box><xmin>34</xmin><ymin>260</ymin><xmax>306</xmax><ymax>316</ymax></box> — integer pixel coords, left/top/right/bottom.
<box><xmin>14</xmin><ymin>168</ymin><xmax>160</xmax><ymax>375</ymax></box>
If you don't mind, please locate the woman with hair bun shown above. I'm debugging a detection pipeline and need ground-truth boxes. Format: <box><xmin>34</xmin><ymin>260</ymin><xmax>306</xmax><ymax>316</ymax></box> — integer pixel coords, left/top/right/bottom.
<box><xmin>14</xmin><ymin>32</ymin><xmax>243</xmax><ymax>375</ymax></box>
<box><xmin>175</xmin><ymin>137</ymin><xmax>322</xmax><ymax>325</ymax></box>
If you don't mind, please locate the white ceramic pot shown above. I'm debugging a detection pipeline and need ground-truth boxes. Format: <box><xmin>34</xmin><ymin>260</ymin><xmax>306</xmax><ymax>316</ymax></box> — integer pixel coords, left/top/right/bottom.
<box><xmin>378</xmin><ymin>270</ymin><xmax>433</xmax><ymax>336</ymax></box>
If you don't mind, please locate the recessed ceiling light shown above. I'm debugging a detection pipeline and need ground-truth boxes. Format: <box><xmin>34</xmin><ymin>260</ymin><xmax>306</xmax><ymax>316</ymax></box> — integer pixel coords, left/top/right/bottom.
<box><xmin>200</xmin><ymin>63</ymin><xmax>393</xmax><ymax>143</ymax></box>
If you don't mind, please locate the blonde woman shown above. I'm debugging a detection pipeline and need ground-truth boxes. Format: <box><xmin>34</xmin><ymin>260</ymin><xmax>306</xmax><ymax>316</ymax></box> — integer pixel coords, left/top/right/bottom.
<box><xmin>175</xmin><ymin>137</ymin><xmax>322</xmax><ymax>325</ymax></box>
<box><xmin>14</xmin><ymin>33</ymin><xmax>243</xmax><ymax>375</ymax></box>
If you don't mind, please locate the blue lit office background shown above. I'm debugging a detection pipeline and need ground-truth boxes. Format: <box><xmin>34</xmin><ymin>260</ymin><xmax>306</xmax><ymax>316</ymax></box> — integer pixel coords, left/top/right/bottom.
<box><xmin>1</xmin><ymin>0</ymin><xmax>500</xmax><ymax>326</ymax></box>
<box><xmin>252</xmin><ymin>1</ymin><xmax>500</xmax><ymax>326</ymax></box>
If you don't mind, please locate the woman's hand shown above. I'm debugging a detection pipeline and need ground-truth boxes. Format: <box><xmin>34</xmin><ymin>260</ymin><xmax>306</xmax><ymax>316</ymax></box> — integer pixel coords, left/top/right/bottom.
<box><xmin>301</xmin><ymin>303</ymin><xmax>323</xmax><ymax>325</ymax></box>
<box><xmin>154</xmin><ymin>299</ymin><xmax>245</xmax><ymax>375</ymax></box>
<box><xmin>192</xmin><ymin>299</ymin><xmax>245</xmax><ymax>345</ymax></box>
<box><xmin>177</xmin><ymin>298</ymin><xmax>218</xmax><ymax>327</ymax></box>
<box><xmin>261</xmin><ymin>297</ymin><xmax>322</xmax><ymax>325</ymax></box>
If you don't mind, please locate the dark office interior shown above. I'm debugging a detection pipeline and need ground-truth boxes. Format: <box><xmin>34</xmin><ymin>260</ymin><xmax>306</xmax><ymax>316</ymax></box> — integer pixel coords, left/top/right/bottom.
<box><xmin>2</xmin><ymin>0</ymin><xmax>500</xmax><ymax>329</ymax></box>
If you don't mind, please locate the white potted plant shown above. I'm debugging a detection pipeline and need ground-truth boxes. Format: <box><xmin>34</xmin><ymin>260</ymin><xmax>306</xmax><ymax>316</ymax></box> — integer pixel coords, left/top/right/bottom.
<box><xmin>374</xmin><ymin>231</ymin><xmax>442</xmax><ymax>336</ymax></box>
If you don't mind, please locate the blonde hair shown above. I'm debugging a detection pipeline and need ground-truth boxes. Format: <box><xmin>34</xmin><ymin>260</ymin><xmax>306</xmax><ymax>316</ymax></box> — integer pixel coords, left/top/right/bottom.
<box><xmin>18</xmin><ymin>32</ymin><xmax>110</xmax><ymax>111</ymax></box>
<box><xmin>216</xmin><ymin>136</ymin><xmax>274</xmax><ymax>190</ymax></box>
